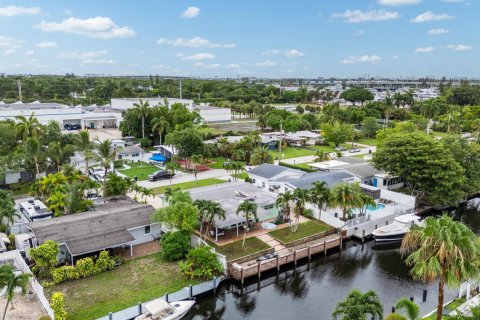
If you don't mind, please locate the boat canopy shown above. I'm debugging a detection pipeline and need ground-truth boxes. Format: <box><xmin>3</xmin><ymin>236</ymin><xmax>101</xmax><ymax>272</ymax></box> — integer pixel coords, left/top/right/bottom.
<box><xmin>149</xmin><ymin>154</ymin><xmax>167</xmax><ymax>162</ymax></box>
<box><xmin>143</xmin><ymin>298</ymin><xmax>171</xmax><ymax>316</ymax></box>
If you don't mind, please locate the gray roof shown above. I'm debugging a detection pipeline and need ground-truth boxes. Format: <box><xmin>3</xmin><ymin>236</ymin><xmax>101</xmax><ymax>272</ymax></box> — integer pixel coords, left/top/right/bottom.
<box><xmin>336</xmin><ymin>156</ymin><xmax>368</xmax><ymax>164</ymax></box>
<box><xmin>188</xmin><ymin>182</ymin><xmax>278</xmax><ymax>229</ymax></box>
<box><xmin>282</xmin><ymin>171</ymin><xmax>355</xmax><ymax>190</ymax></box>
<box><xmin>335</xmin><ymin>163</ymin><xmax>382</xmax><ymax>178</ymax></box>
<box><xmin>28</xmin><ymin>197</ymin><xmax>155</xmax><ymax>256</ymax></box>
<box><xmin>247</xmin><ymin>163</ymin><xmax>301</xmax><ymax>179</ymax></box>
<box><xmin>118</xmin><ymin>145</ymin><xmax>144</xmax><ymax>155</ymax></box>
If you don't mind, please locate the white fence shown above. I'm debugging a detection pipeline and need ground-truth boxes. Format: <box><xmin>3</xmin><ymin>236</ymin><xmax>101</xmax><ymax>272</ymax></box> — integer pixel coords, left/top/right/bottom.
<box><xmin>0</xmin><ymin>250</ymin><xmax>54</xmax><ymax>319</ymax></box>
<box><xmin>190</xmin><ymin>235</ymin><xmax>227</xmax><ymax>274</ymax></box>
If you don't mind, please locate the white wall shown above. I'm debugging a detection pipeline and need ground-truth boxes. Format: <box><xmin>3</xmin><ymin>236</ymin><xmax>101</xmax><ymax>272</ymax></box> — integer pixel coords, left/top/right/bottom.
<box><xmin>4</xmin><ymin>172</ymin><xmax>21</xmax><ymax>184</ymax></box>
<box><xmin>250</xmin><ymin>174</ymin><xmax>268</xmax><ymax>189</ymax></box>
<box><xmin>198</xmin><ymin>108</ymin><xmax>231</xmax><ymax>123</ymax></box>
<box><xmin>128</xmin><ymin>223</ymin><xmax>161</xmax><ymax>246</ymax></box>
<box><xmin>380</xmin><ymin>188</ymin><xmax>416</xmax><ymax>209</ymax></box>
<box><xmin>111</xmin><ymin>98</ymin><xmax>194</xmax><ymax>111</ymax></box>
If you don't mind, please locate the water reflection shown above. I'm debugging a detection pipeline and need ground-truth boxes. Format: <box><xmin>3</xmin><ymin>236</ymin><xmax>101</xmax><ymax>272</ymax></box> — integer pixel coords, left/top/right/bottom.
<box><xmin>234</xmin><ymin>293</ymin><xmax>256</xmax><ymax>315</ymax></box>
<box><xmin>274</xmin><ymin>271</ymin><xmax>310</xmax><ymax>300</ymax></box>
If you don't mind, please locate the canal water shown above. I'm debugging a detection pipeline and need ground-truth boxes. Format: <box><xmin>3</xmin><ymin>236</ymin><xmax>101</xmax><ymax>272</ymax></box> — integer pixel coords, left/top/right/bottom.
<box><xmin>185</xmin><ymin>199</ymin><xmax>480</xmax><ymax>320</ymax></box>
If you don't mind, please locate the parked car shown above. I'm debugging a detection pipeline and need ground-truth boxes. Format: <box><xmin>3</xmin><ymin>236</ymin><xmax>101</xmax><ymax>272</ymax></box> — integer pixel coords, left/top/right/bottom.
<box><xmin>148</xmin><ymin>170</ymin><xmax>174</xmax><ymax>181</ymax></box>
<box><xmin>349</xmin><ymin>148</ymin><xmax>361</xmax><ymax>153</ymax></box>
<box><xmin>334</xmin><ymin>146</ymin><xmax>346</xmax><ymax>151</ymax></box>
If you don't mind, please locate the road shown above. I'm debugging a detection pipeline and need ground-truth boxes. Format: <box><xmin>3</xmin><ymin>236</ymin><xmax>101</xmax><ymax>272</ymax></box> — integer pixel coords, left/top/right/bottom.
<box><xmin>136</xmin><ymin>168</ymin><xmax>230</xmax><ymax>188</ymax></box>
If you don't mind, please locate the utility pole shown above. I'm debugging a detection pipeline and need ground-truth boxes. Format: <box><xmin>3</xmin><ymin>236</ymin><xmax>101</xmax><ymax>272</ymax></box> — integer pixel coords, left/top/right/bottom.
<box><xmin>17</xmin><ymin>79</ymin><xmax>22</xmax><ymax>101</ymax></box>
<box><xmin>179</xmin><ymin>79</ymin><xmax>182</xmax><ymax>99</ymax></box>
<box><xmin>279</xmin><ymin>122</ymin><xmax>283</xmax><ymax>160</ymax></box>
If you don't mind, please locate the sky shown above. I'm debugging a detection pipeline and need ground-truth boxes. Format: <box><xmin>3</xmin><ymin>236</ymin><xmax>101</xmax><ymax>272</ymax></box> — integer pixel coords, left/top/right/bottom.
<box><xmin>0</xmin><ymin>0</ymin><xmax>478</xmax><ymax>78</ymax></box>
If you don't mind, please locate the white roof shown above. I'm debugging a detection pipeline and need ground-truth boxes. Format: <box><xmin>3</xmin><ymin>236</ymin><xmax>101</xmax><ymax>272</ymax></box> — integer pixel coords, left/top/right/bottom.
<box><xmin>308</xmin><ymin>160</ymin><xmax>349</xmax><ymax>169</ymax></box>
<box><xmin>143</xmin><ymin>298</ymin><xmax>171</xmax><ymax>315</ymax></box>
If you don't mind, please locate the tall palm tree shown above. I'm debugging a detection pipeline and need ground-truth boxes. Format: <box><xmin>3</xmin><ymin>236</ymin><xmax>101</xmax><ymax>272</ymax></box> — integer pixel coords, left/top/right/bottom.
<box><xmin>139</xmin><ymin>187</ymin><xmax>155</xmax><ymax>203</ymax></box>
<box><xmin>359</xmin><ymin>193</ymin><xmax>376</xmax><ymax>215</ymax></box>
<box><xmin>95</xmin><ymin>139</ymin><xmax>116</xmax><ymax>178</ymax></box>
<box><xmin>310</xmin><ymin>181</ymin><xmax>331</xmax><ymax>217</ymax></box>
<box><xmin>164</xmin><ymin>186</ymin><xmax>180</xmax><ymax>203</ymax></box>
<box><xmin>190</xmin><ymin>154</ymin><xmax>203</xmax><ymax>171</ymax></box>
<box><xmin>395</xmin><ymin>297</ymin><xmax>420</xmax><ymax>320</ymax></box>
<box><xmin>48</xmin><ymin>141</ymin><xmax>71</xmax><ymax>172</ymax></box>
<box><xmin>236</xmin><ymin>201</ymin><xmax>258</xmax><ymax>247</ymax></box>
<box><xmin>275</xmin><ymin>190</ymin><xmax>294</xmax><ymax>223</ymax></box>
<box><xmin>194</xmin><ymin>199</ymin><xmax>211</xmax><ymax>234</ymax></box>
<box><xmin>14</xmin><ymin>114</ymin><xmax>42</xmax><ymax>141</ymax></box>
<box><xmin>249</xmin><ymin>130</ymin><xmax>262</xmax><ymax>147</ymax></box>
<box><xmin>63</xmin><ymin>182</ymin><xmax>91</xmax><ymax>215</ymax></box>
<box><xmin>332</xmin><ymin>289</ymin><xmax>383</xmax><ymax>320</ymax></box>
<box><xmin>250</xmin><ymin>146</ymin><xmax>274</xmax><ymax>165</ymax></box>
<box><xmin>203</xmin><ymin>201</ymin><xmax>226</xmax><ymax>240</ymax></box>
<box><xmin>329</xmin><ymin>182</ymin><xmax>363</xmax><ymax>221</ymax></box>
<box><xmin>401</xmin><ymin>215</ymin><xmax>480</xmax><ymax>320</ymax></box>
<box><xmin>230</xmin><ymin>161</ymin><xmax>246</xmax><ymax>181</ymax></box>
<box><xmin>0</xmin><ymin>264</ymin><xmax>32</xmax><ymax>320</ymax></box>
<box><xmin>232</xmin><ymin>149</ymin><xmax>245</xmax><ymax>161</ymax></box>
<box><xmin>0</xmin><ymin>204</ymin><xmax>21</xmax><ymax>235</ymax></box>
<box><xmin>24</xmin><ymin>137</ymin><xmax>43</xmax><ymax>176</ymax></box>
<box><xmin>291</xmin><ymin>188</ymin><xmax>312</xmax><ymax>232</ymax></box>
<box><xmin>133</xmin><ymin>99</ymin><xmax>150</xmax><ymax>139</ymax></box>
<box><xmin>152</xmin><ymin>116</ymin><xmax>170</xmax><ymax>145</ymax></box>
<box><xmin>74</xmin><ymin>130</ymin><xmax>94</xmax><ymax>176</ymax></box>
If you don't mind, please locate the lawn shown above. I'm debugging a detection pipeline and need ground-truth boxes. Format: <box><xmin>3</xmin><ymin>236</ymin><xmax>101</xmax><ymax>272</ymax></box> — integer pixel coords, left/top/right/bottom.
<box><xmin>152</xmin><ymin>178</ymin><xmax>227</xmax><ymax>194</ymax></box>
<box><xmin>214</xmin><ymin>237</ymin><xmax>271</xmax><ymax>261</ymax></box>
<box><xmin>309</xmin><ymin>145</ymin><xmax>337</xmax><ymax>153</ymax></box>
<box><xmin>423</xmin><ymin>297</ymin><xmax>466</xmax><ymax>320</ymax></box>
<box><xmin>7</xmin><ymin>182</ymin><xmax>32</xmax><ymax>196</ymax></box>
<box><xmin>207</xmin><ymin>157</ymin><xmax>228</xmax><ymax>169</ymax></box>
<box><xmin>44</xmin><ymin>253</ymin><xmax>200</xmax><ymax>320</ymax></box>
<box><xmin>268</xmin><ymin>220</ymin><xmax>333</xmax><ymax>244</ymax></box>
<box><xmin>119</xmin><ymin>162</ymin><xmax>160</xmax><ymax>181</ymax></box>
<box><xmin>355</xmin><ymin>137</ymin><xmax>378</xmax><ymax>146</ymax></box>
<box><xmin>198</xmin><ymin>126</ymin><xmax>227</xmax><ymax>136</ymax></box>
<box><xmin>269</xmin><ymin>147</ymin><xmax>317</xmax><ymax>160</ymax></box>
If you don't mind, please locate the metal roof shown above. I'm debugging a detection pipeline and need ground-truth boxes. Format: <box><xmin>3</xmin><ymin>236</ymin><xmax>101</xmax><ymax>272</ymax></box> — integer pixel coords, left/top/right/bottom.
<box><xmin>282</xmin><ymin>171</ymin><xmax>355</xmax><ymax>190</ymax></box>
<box><xmin>28</xmin><ymin>197</ymin><xmax>155</xmax><ymax>256</ymax></box>
<box><xmin>247</xmin><ymin>163</ymin><xmax>301</xmax><ymax>179</ymax></box>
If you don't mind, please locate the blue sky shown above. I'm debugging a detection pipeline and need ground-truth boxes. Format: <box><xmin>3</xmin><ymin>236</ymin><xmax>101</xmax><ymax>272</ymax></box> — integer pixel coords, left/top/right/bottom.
<box><xmin>0</xmin><ymin>0</ymin><xmax>477</xmax><ymax>78</ymax></box>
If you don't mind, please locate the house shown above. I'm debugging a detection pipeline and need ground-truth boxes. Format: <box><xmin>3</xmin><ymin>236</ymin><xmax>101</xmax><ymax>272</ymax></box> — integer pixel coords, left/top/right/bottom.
<box><xmin>27</xmin><ymin>196</ymin><xmax>160</xmax><ymax>264</ymax></box>
<box><xmin>294</xmin><ymin>131</ymin><xmax>322</xmax><ymax>145</ymax></box>
<box><xmin>247</xmin><ymin>163</ymin><xmax>304</xmax><ymax>190</ymax></box>
<box><xmin>153</xmin><ymin>145</ymin><xmax>177</xmax><ymax>160</ymax></box>
<box><xmin>117</xmin><ymin>145</ymin><xmax>145</xmax><ymax>162</ymax></box>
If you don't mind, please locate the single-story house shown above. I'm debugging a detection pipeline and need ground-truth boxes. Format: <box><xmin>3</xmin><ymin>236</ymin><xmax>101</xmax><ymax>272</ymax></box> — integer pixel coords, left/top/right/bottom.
<box><xmin>117</xmin><ymin>145</ymin><xmax>145</xmax><ymax>162</ymax></box>
<box><xmin>153</xmin><ymin>145</ymin><xmax>177</xmax><ymax>159</ymax></box>
<box><xmin>247</xmin><ymin>163</ymin><xmax>304</xmax><ymax>190</ymax></box>
<box><xmin>27</xmin><ymin>196</ymin><xmax>160</xmax><ymax>264</ymax></box>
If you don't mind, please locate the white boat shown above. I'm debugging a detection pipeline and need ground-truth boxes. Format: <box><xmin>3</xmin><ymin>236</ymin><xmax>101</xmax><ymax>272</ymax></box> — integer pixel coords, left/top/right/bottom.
<box><xmin>134</xmin><ymin>298</ymin><xmax>195</xmax><ymax>320</ymax></box>
<box><xmin>372</xmin><ymin>213</ymin><xmax>422</xmax><ymax>243</ymax></box>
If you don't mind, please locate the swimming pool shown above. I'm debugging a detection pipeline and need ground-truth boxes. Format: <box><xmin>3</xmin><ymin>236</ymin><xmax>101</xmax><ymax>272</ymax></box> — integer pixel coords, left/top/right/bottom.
<box><xmin>365</xmin><ymin>203</ymin><xmax>385</xmax><ymax>211</ymax></box>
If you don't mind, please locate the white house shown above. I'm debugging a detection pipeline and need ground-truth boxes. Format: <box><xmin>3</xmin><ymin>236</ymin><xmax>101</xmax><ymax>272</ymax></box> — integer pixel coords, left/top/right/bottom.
<box><xmin>117</xmin><ymin>145</ymin><xmax>145</xmax><ymax>162</ymax></box>
<box><xmin>247</xmin><ymin>163</ymin><xmax>304</xmax><ymax>191</ymax></box>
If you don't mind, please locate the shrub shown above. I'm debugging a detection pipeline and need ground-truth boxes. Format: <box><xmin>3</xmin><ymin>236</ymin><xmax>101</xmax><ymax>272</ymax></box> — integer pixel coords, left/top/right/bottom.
<box><xmin>50</xmin><ymin>292</ymin><xmax>67</xmax><ymax>320</ymax></box>
<box><xmin>52</xmin><ymin>266</ymin><xmax>79</xmax><ymax>284</ymax></box>
<box><xmin>75</xmin><ymin>257</ymin><xmax>99</xmax><ymax>278</ymax></box>
<box><xmin>114</xmin><ymin>159</ymin><xmax>124</xmax><ymax>169</ymax></box>
<box><xmin>95</xmin><ymin>250</ymin><xmax>115</xmax><ymax>272</ymax></box>
<box><xmin>7</xmin><ymin>234</ymin><xmax>15</xmax><ymax>251</ymax></box>
<box><xmin>385</xmin><ymin>314</ymin><xmax>407</xmax><ymax>320</ymax></box>
<box><xmin>41</xmin><ymin>281</ymin><xmax>55</xmax><ymax>288</ymax></box>
<box><xmin>178</xmin><ymin>246</ymin><xmax>223</xmax><ymax>279</ymax></box>
<box><xmin>29</xmin><ymin>240</ymin><xmax>59</xmax><ymax>279</ymax></box>
<box><xmin>161</xmin><ymin>231</ymin><xmax>191</xmax><ymax>261</ymax></box>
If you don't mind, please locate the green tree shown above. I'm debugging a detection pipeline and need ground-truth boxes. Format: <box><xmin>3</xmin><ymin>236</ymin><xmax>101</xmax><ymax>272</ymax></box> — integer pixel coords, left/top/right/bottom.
<box><xmin>276</xmin><ymin>190</ymin><xmax>294</xmax><ymax>223</ymax></box>
<box><xmin>195</xmin><ymin>200</ymin><xmax>225</xmax><ymax>240</ymax></box>
<box><xmin>0</xmin><ymin>191</ymin><xmax>20</xmax><ymax>234</ymax></box>
<box><xmin>165</xmin><ymin>128</ymin><xmax>205</xmax><ymax>160</ymax></box>
<box><xmin>152</xmin><ymin>191</ymin><xmax>198</xmax><ymax>233</ymax></box>
<box><xmin>291</xmin><ymin>188</ymin><xmax>312</xmax><ymax>232</ymax></box>
<box><xmin>310</xmin><ymin>181</ymin><xmax>331</xmax><ymax>216</ymax></box>
<box><xmin>50</xmin><ymin>292</ymin><xmax>68</xmax><ymax>320</ymax></box>
<box><xmin>29</xmin><ymin>240</ymin><xmax>59</xmax><ymax>279</ymax></box>
<box><xmin>103</xmin><ymin>173</ymin><xmax>133</xmax><ymax>196</ymax></box>
<box><xmin>133</xmin><ymin>99</ymin><xmax>150</xmax><ymax>139</ymax></box>
<box><xmin>236</xmin><ymin>201</ymin><xmax>258</xmax><ymax>247</ymax></box>
<box><xmin>152</xmin><ymin>116</ymin><xmax>170</xmax><ymax>145</ymax></box>
<box><xmin>385</xmin><ymin>314</ymin><xmax>407</xmax><ymax>320</ymax></box>
<box><xmin>0</xmin><ymin>265</ymin><xmax>32</xmax><ymax>320</ymax></box>
<box><xmin>24</xmin><ymin>137</ymin><xmax>44</xmax><ymax>176</ymax></box>
<box><xmin>161</xmin><ymin>231</ymin><xmax>191</xmax><ymax>261</ymax></box>
<box><xmin>395</xmin><ymin>297</ymin><xmax>420</xmax><ymax>320</ymax></box>
<box><xmin>94</xmin><ymin>139</ymin><xmax>116</xmax><ymax>178</ymax></box>
<box><xmin>361</xmin><ymin>116</ymin><xmax>379</xmax><ymax>138</ymax></box>
<box><xmin>14</xmin><ymin>114</ymin><xmax>42</xmax><ymax>141</ymax></box>
<box><xmin>332</xmin><ymin>289</ymin><xmax>383</xmax><ymax>320</ymax></box>
<box><xmin>372</xmin><ymin>132</ymin><xmax>466</xmax><ymax>205</ymax></box>
<box><xmin>48</xmin><ymin>141</ymin><xmax>75</xmax><ymax>172</ymax></box>
<box><xmin>329</xmin><ymin>182</ymin><xmax>363</xmax><ymax>221</ymax></box>
<box><xmin>340</xmin><ymin>88</ymin><xmax>374</xmax><ymax>106</ymax></box>
<box><xmin>74</xmin><ymin>130</ymin><xmax>94</xmax><ymax>176</ymax></box>
<box><xmin>401</xmin><ymin>215</ymin><xmax>480</xmax><ymax>320</ymax></box>
<box><xmin>321</xmin><ymin>122</ymin><xmax>354</xmax><ymax>147</ymax></box>
<box><xmin>250</xmin><ymin>146</ymin><xmax>274</xmax><ymax>165</ymax></box>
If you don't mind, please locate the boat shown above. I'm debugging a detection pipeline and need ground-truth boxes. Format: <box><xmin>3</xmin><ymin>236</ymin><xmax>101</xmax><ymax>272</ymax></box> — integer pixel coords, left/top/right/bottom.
<box><xmin>134</xmin><ymin>298</ymin><xmax>195</xmax><ymax>320</ymax></box>
<box><xmin>372</xmin><ymin>213</ymin><xmax>422</xmax><ymax>243</ymax></box>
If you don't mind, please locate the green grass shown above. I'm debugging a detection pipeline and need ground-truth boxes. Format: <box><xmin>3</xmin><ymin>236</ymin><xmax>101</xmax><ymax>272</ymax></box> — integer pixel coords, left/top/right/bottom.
<box><xmin>198</xmin><ymin>126</ymin><xmax>227</xmax><ymax>136</ymax></box>
<box><xmin>269</xmin><ymin>147</ymin><xmax>317</xmax><ymax>160</ymax></box>
<box><xmin>152</xmin><ymin>178</ymin><xmax>227</xmax><ymax>194</ymax></box>
<box><xmin>423</xmin><ymin>297</ymin><xmax>466</xmax><ymax>319</ymax></box>
<box><xmin>44</xmin><ymin>253</ymin><xmax>200</xmax><ymax>320</ymax></box>
<box><xmin>214</xmin><ymin>237</ymin><xmax>270</xmax><ymax>261</ymax></box>
<box><xmin>309</xmin><ymin>145</ymin><xmax>337</xmax><ymax>153</ymax></box>
<box><xmin>268</xmin><ymin>220</ymin><xmax>333</xmax><ymax>244</ymax></box>
<box><xmin>207</xmin><ymin>157</ymin><xmax>228</xmax><ymax>169</ymax></box>
<box><xmin>119</xmin><ymin>162</ymin><xmax>160</xmax><ymax>181</ymax></box>
<box><xmin>356</xmin><ymin>138</ymin><xmax>378</xmax><ymax>146</ymax></box>
<box><xmin>233</xmin><ymin>172</ymin><xmax>249</xmax><ymax>180</ymax></box>
<box><xmin>8</xmin><ymin>182</ymin><xmax>32</xmax><ymax>196</ymax></box>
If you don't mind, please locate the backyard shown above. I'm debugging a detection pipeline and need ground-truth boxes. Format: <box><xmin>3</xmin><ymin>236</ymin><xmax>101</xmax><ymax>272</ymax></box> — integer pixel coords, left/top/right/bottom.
<box><xmin>269</xmin><ymin>147</ymin><xmax>317</xmax><ymax>160</ymax></box>
<box><xmin>152</xmin><ymin>178</ymin><xmax>227</xmax><ymax>194</ymax></box>
<box><xmin>213</xmin><ymin>237</ymin><xmax>271</xmax><ymax>261</ymax></box>
<box><xmin>268</xmin><ymin>220</ymin><xmax>333</xmax><ymax>244</ymax></box>
<box><xmin>355</xmin><ymin>137</ymin><xmax>378</xmax><ymax>146</ymax></box>
<box><xmin>207</xmin><ymin>156</ymin><xmax>228</xmax><ymax>169</ymax></box>
<box><xmin>118</xmin><ymin>162</ymin><xmax>160</xmax><ymax>181</ymax></box>
<box><xmin>45</xmin><ymin>253</ymin><xmax>200</xmax><ymax>320</ymax></box>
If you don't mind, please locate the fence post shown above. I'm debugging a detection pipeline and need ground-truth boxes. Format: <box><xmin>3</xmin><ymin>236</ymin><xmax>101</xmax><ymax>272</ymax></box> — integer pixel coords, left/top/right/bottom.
<box><xmin>189</xmin><ymin>284</ymin><xmax>193</xmax><ymax>298</ymax></box>
<box><xmin>109</xmin><ymin>312</ymin><xmax>113</xmax><ymax>320</ymax></box>
<box><xmin>308</xmin><ymin>246</ymin><xmax>311</xmax><ymax>261</ymax></box>
<box><xmin>240</xmin><ymin>267</ymin><xmax>244</xmax><ymax>286</ymax></box>
<box><xmin>137</xmin><ymin>302</ymin><xmax>142</xmax><ymax>316</ymax></box>
<box><xmin>276</xmin><ymin>255</ymin><xmax>280</xmax><ymax>272</ymax></box>
<box><xmin>293</xmin><ymin>250</ymin><xmax>297</xmax><ymax>267</ymax></box>
<box><xmin>324</xmin><ymin>241</ymin><xmax>327</xmax><ymax>255</ymax></box>
<box><xmin>164</xmin><ymin>293</ymin><xmax>168</xmax><ymax>303</ymax></box>
<box><xmin>257</xmin><ymin>261</ymin><xmax>261</xmax><ymax>279</ymax></box>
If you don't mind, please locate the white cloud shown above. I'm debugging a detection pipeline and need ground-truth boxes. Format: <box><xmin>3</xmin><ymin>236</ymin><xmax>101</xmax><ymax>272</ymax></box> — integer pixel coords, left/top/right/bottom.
<box><xmin>262</xmin><ymin>49</ymin><xmax>304</xmax><ymax>57</ymax></box>
<box><xmin>25</xmin><ymin>50</ymin><xmax>35</xmax><ymax>56</ymax></box>
<box><xmin>82</xmin><ymin>59</ymin><xmax>116</xmax><ymax>65</ymax></box>
<box><xmin>157</xmin><ymin>37</ymin><xmax>234</xmax><ymax>48</ymax></box>
<box><xmin>447</xmin><ymin>44</ymin><xmax>473</xmax><ymax>51</ymax></box>
<box><xmin>0</xmin><ymin>36</ymin><xmax>23</xmax><ymax>48</ymax></box>
<box><xmin>35</xmin><ymin>17</ymin><xmax>136</xmax><ymax>39</ymax></box>
<box><xmin>378</xmin><ymin>0</ymin><xmax>421</xmax><ymax>5</ymax></box>
<box><xmin>254</xmin><ymin>60</ymin><xmax>278</xmax><ymax>67</ymax></box>
<box><xmin>193</xmin><ymin>62</ymin><xmax>220</xmax><ymax>68</ymax></box>
<box><xmin>226</xmin><ymin>64</ymin><xmax>241</xmax><ymax>69</ymax></box>
<box><xmin>415</xmin><ymin>46</ymin><xmax>435</xmax><ymax>53</ymax></box>
<box><xmin>37</xmin><ymin>41</ymin><xmax>58</xmax><ymax>48</ymax></box>
<box><xmin>427</xmin><ymin>28</ymin><xmax>449</xmax><ymax>35</ymax></box>
<box><xmin>340</xmin><ymin>54</ymin><xmax>382</xmax><ymax>64</ymax></box>
<box><xmin>181</xmin><ymin>53</ymin><xmax>215</xmax><ymax>61</ymax></box>
<box><xmin>411</xmin><ymin>11</ymin><xmax>453</xmax><ymax>23</ymax></box>
<box><xmin>353</xmin><ymin>29</ymin><xmax>366</xmax><ymax>36</ymax></box>
<box><xmin>180</xmin><ymin>6</ymin><xmax>200</xmax><ymax>19</ymax></box>
<box><xmin>59</xmin><ymin>50</ymin><xmax>115</xmax><ymax>64</ymax></box>
<box><xmin>0</xmin><ymin>6</ymin><xmax>41</xmax><ymax>17</ymax></box>
<box><xmin>332</xmin><ymin>10</ymin><xmax>401</xmax><ymax>23</ymax></box>
<box><xmin>3</xmin><ymin>49</ymin><xmax>16</xmax><ymax>56</ymax></box>
<box><xmin>392</xmin><ymin>55</ymin><xmax>400</xmax><ymax>59</ymax></box>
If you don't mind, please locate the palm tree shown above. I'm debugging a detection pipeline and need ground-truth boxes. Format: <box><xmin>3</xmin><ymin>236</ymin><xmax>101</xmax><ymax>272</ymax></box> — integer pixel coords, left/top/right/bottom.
<box><xmin>139</xmin><ymin>187</ymin><xmax>154</xmax><ymax>203</ymax></box>
<box><xmin>190</xmin><ymin>154</ymin><xmax>203</xmax><ymax>171</ymax></box>
<box><xmin>232</xmin><ymin>149</ymin><xmax>245</xmax><ymax>161</ymax></box>
<box><xmin>230</xmin><ymin>161</ymin><xmax>246</xmax><ymax>181</ymax></box>
<box><xmin>164</xmin><ymin>186</ymin><xmax>180</xmax><ymax>204</ymax></box>
<box><xmin>249</xmin><ymin>130</ymin><xmax>262</xmax><ymax>147</ymax></box>
<box><xmin>194</xmin><ymin>199</ymin><xmax>211</xmax><ymax>234</ymax></box>
<box><xmin>133</xmin><ymin>99</ymin><xmax>150</xmax><ymax>139</ymax></box>
<box><xmin>332</xmin><ymin>289</ymin><xmax>383</xmax><ymax>320</ymax></box>
<box><xmin>358</xmin><ymin>193</ymin><xmax>376</xmax><ymax>215</ymax></box>
<box><xmin>15</xmin><ymin>114</ymin><xmax>42</xmax><ymax>141</ymax></box>
<box><xmin>166</xmin><ymin>162</ymin><xmax>179</xmax><ymax>185</ymax></box>
<box><xmin>310</xmin><ymin>181</ymin><xmax>331</xmax><ymax>217</ymax></box>
<box><xmin>74</xmin><ymin>130</ymin><xmax>94</xmax><ymax>176</ymax></box>
<box><xmin>236</xmin><ymin>201</ymin><xmax>258</xmax><ymax>247</ymax></box>
<box><xmin>275</xmin><ymin>190</ymin><xmax>294</xmax><ymax>223</ymax></box>
<box><xmin>152</xmin><ymin>116</ymin><xmax>170</xmax><ymax>145</ymax></box>
<box><xmin>0</xmin><ymin>264</ymin><xmax>32</xmax><ymax>320</ymax></box>
<box><xmin>63</xmin><ymin>182</ymin><xmax>91</xmax><ymax>215</ymax></box>
<box><xmin>401</xmin><ymin>215</ymin><xmax>480</xmax><ymax>320</ymax></box>
<box><xmin>24</xmin><ymin>137</ymin><xmax>43</xmax><ymax>176</ymax></box>
<box><xmin>203</xmin><ymin>201</ymin><xmax>226</xmax><ymax>240</ymax></box>
<box><xmin>291</xmin><ymin>188</ymin><xmax>312</xmax><ymax>232</ymax></box>
<box><xmin>250</xmin><ymin>146</ymin><xmax>274</xmax><ymax>165</ymax></box>
<box><xmin>395</xmin><ymin>297</ymin><xmax>419</xmax><ymax>320</ymax></box>
<box><xmin>314</xmin><ymin>150</ymin><xmax>329</xmax><ymax>162</ymax></box>
<box><xmin>329</xmin><ymin>182</ymin><xmax>363</xmax><ymax>221</ymax></box>
<box><xmin>95</xmin><ymin>139</ymin><xmax>116</xmax><ymax>178</ymax></box>
<box><xmin>0</xmin><ymin>204</ymin><xmax>21</xmax><ymax>235</ymax></box>
<box><xmin>48</xmin><ymin>141</ymin><xmax>74</xmax><ymax>172</ymax></box>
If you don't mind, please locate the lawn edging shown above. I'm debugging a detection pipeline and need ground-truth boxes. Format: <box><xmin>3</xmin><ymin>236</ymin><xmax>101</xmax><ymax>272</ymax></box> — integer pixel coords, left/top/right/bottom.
<box><xmin>270</xmin><ymin>226</ymin><xmax>337</xmax><ymax>248</ymax></box>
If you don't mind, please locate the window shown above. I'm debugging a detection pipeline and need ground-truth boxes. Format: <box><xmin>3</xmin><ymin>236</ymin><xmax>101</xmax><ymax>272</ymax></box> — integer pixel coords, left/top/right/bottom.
<box><xmin>145</xmin><ymin>225</ymin><xmax>151</xmax><ymax>234</ymax></box>
<box><xmin>132</xmin><ymin>153</ymin><xmax>139</xmax><ymax>157</ymax></box>
<box><xmin>252</xmin><ymin>179</ymin><xmax>256</xmax><ymax>183</ymax></box>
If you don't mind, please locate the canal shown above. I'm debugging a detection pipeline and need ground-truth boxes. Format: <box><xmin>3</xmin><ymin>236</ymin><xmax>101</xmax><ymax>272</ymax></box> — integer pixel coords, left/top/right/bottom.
<box><xmin>185</xmin><ymin>200</ymin><xmax>480</xmax><ymax>319</ymax></box>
